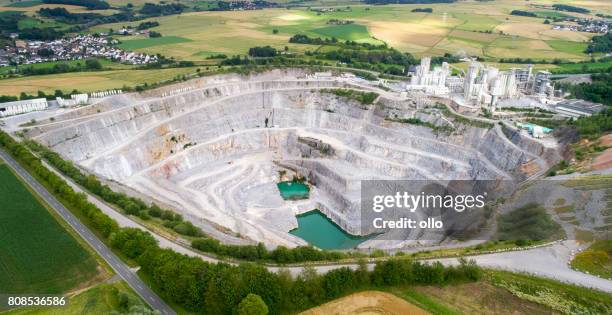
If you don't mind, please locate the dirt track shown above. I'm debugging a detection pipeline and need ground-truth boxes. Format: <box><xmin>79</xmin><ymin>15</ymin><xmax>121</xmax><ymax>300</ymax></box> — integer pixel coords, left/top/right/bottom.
<box><xmin>300</xmin><ymin>291</ymin><xmax>429</xmax><ymax>315</ymax></box>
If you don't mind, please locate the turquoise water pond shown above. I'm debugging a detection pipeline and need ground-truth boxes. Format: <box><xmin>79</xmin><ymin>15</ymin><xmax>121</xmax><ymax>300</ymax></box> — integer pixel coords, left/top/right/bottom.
<box><xmin>277</xmin><ymin>181</ymin><xmax>310</xmax><ymax>200</ymax></box>
<box><xmin>290</xmin><ymin>210</ymin><xmax>372</xmax><ymax>250</ymax></box>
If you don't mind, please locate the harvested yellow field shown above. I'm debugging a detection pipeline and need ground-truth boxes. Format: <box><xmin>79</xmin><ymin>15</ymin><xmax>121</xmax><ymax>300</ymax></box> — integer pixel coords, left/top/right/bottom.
<box><xmin>433</xmin><ymin>38</ymin><xmax>485</xmax><ymax>56</ymax></box>
<box><xmin>0</xmin><ymin>4</ymin><xmax>82</xmax><ymax>12</ymax></box>
<box><xmin>300</xmin><ymin>291</ymin><xmax>429</xmax><ymax>315</ymax></box>
<box><xmin>277</xmin><ymin>13</ymin><xmax>310</xmax><ymax>21</ymax></box>
<box><xmin>540</xmin><ymin>30</ymin><xmax>594</xmax><ymax>42</ymax></box>
<box><xmin>368</xmin><ymin>21</ymin><xmax>449</xmax><ymax>53</ymax></box>
<box><xmin>0</xmin><ymin>4</ymin><xmax>118</xmax><ymax>15</ymax></box>
<box><xmin>496</xmin><ymin>22</ymin><xmax>553</xmax><ymax>40</ymax></box>
<box><xmin>0</xmin><ymin>67</ymin><xmax>200</xmax><ymax>96</ymax></box>
<box><xmin>449</xmin><ymin>29</ymin><xmax>498</xmax><ymax>43</ymax></box>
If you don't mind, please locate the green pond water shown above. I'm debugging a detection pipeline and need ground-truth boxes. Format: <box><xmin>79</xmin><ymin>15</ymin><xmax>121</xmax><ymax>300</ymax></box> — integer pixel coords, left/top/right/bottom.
<box><xmin>290</xmin><ymin>210</ymin><xmax>372</xmax><ymax>250</ymax></box>
<box><xmin>277</xmin><ymin>181</ymin><xmax>310</xmax><ymax>200</ymax></box>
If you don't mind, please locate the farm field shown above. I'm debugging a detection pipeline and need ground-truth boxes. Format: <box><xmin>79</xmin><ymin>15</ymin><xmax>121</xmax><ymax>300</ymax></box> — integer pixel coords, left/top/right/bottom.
<box><xmin>0</xmin><ymin>163</ymin><xmax>101</xmax><ymax>294</ymax></box>
<box><xmin>87</xmin><ymin>0</ymin><xmax>609</xmax><ymax>61</ymax></box>
<box><xmin>117</xmin><ymin>36</ymin><xmax>194</xmax><ymax>50</ymax></box>
<box><xmin>300</xmin><ymin>268</ymin><xmax>612</xmax><ymax>315</ymax></box>
<box><xmin>0</xmin><ymin>66</ymin><xmax>202</xmax><ymax>96</ymax></box>
<box><xmin>5</xmin><ymin>281</ymin><xmax>146</xmax><ymax>315</ymax></box>
<box><xmin>571</xmin><ymin>240</ymin><xmax>611</xmax><ymax>280</ymax></box>
<box><xmin>0</xmin><ymin>2</ymin><xmax>119</xmax><ymax>15</ymax></box>
<box><xmin>391</xmin><ymin>270</ymin><xmax>612</xmax><ymax>314</ymax></box>
<box><xmin>300</xmin><ymin>291</ymin><xmax>428</xmax><ymax>315</ymax></box>
<box><xmin>0</xmin><ymin>59</ymin><xmax>132</xmax><ymax>75</ymax></box>
<box><xmin>392</xmin><ymin>282</ymin><xmax>554</xmax><ymax>314</ymax></box>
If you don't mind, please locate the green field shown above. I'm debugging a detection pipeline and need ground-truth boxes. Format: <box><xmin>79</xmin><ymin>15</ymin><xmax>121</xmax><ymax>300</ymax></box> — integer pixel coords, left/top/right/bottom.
<box><xmin>0</xmin><ymin>59</ymin><xmax>131</xmax><ymax>75</ymax></box>
<box><xmin>554</xmin><ymin>59</ymin><xmax>612</xmax><ymax>72</ymax></box>
<box><xmin>546</xmin><ymin>40</ymin><xmax>588</xmax><ymax>55</ymax></box>
<box><xmin>311</xmin><ymin>23</ymin><xmax>380</xmax><ymax>44</ymax></box>
<box><xmin>535</xmin><ymin>10</ymin><xmax>574</xmax><ymax>19</ymax></box>
<box><xmin>118</xmin><ymin>36</ymin><xmax>194</xmax><ymax>50</ymax></box>
<box><xmin>85</xmin><ymin>0</ymin><xmax>606</xmax><ymax>61</ymax></box>
<box><xmin>5</xmin><ymin>0</ymin><xmax>42</xmax><ymax>7</ymax></box>
<box><xmin>0</xmin><ymin>164</ymin><xmax>99</xmax><ymax>294</ymax></box>
<box><xmin>6</xmin><ymin>281</ymin><xmax>147</xmax><ymax>315</ymax></box>
<box><xmin>486</xmin><ymin>270</ymin><xmax>612</xmax><ymax>314</ymax></box>
<box><xmin>0</xmin><ymin>66</ymin><xmax>203</xmax><ymax>96</ymax></box>
<box><xmin>571</xmin><ymin>240</ymin><xmax>611</xmax><ymax>279</ymax></box>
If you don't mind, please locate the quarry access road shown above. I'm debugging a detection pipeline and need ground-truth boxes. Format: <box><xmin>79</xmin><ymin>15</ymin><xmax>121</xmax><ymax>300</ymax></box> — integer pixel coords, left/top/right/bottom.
<box><xmin>273</xmin><ymin>240</ymin><xmax>612</xmax><ymax>293</ymax></box>
<box><xmin>0</xmin><ymin>149</ymin><xmax>177</xmax><ymax>315</ymax></box>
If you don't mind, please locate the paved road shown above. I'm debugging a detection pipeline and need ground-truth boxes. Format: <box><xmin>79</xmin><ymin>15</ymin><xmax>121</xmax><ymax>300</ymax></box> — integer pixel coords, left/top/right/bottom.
<box><xmin>0</xmin><ymin>149</ymin><xmax>176</xmax><ymax>315</ymax></box>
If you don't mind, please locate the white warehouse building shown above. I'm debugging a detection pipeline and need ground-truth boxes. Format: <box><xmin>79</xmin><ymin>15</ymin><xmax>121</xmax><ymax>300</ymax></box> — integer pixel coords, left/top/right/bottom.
<box><xmin>0</xmin><ymin>98</ymin><xmax>48</xmax><ymax>117</ymax></box>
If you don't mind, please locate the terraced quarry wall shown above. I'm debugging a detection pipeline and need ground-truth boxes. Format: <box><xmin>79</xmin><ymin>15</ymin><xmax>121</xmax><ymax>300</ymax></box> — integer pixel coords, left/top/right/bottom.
<box><xmin>28</xmin><ymin>69</ymin><xmax>560</xmax><ymax>248</ymax></box>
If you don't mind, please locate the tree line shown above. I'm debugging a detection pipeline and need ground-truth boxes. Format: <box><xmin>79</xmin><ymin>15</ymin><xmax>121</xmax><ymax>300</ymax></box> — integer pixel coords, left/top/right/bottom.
<box><xmin>510</xmin><ymin>10</ymin><xmax>537</xmax><ymax>18</ymax></box>
<box><xmin>364</xmin><ymin>0</ymin><xmax>455</xmax><ymax>4</ymax></box>
<box><xmin>0</xmin><ymin>130</ymin><xmax>482</xmax><ymax>314</ymax></box>
<box><xmin>411</xmin><ymin>8</ymin><xmax>433</xmax><ymax>13</ymax></box>
<box><xmin>42</xmin><ymin>0</ymin><xmax>110</xmax><ymax>10</ymax></box>
<box><xmin>552</xmin><ymin>4</ymin><xmax>590</xmax><ymax>14</ymax></box>
<box><xmin>571</xmin><ymin>107</ymin><xmax>612</xmax><ymax>139</ymax></box>
<box><xmin>586</xmin><ymin>32</ymin><xmax>612</xmax><ymax>54</ymax></box>
<box><xmin>558</xmin><ymin>69</ymin><xmax>612</xmax><ymax>106</ymax></box>
<box><xmin>14</xmin><ymin>59</ymin><xmax>103</xmax><ymax>76</ymax></box>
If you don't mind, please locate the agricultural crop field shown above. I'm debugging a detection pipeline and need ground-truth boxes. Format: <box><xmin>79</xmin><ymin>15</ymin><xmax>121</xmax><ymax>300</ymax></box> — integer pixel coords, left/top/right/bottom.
<box><xmin>5</xmin><ymin>281</ymin><xmax>145</xmax><ymax>315</ymax></box>
<box><xmin>0</xmin><ymin>59</ymin><xmax>132</xmax><ymax>75</ymax></box>
<box><xmin>0</xmin><ymin>66</ymin><xmax>202</xmax><ymax>96</ymax></box>
<box><xmin>88</xmin><ymin>0</ymin><xmax>610</xmax><ymax>61</ymax></box>
<box><xmin>0</xmin><ymin>163</ymin><xmax>100</xmax><ymax>294</ymax></box>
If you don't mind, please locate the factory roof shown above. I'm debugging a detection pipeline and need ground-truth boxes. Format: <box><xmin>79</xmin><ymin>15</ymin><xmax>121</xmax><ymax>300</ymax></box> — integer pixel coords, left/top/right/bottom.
<box><xmin>554</xmin><ymin>99</ymin><xmax>605</xmax><ymax>117</ymax></box>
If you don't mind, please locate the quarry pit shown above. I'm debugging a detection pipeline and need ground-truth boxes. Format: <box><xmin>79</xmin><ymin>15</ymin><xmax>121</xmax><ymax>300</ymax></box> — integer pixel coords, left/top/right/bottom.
<box><xmin>26</xmin><ymin>69</ymin><xmax>561</xmax><ymax>249</ymax></box>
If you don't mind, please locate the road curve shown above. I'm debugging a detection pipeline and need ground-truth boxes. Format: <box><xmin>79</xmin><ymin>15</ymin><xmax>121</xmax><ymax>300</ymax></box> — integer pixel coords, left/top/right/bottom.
<box><xmin>0</xmin><ymin>149</ymin><xmax>176</xmax><ymax>315</ymax></box>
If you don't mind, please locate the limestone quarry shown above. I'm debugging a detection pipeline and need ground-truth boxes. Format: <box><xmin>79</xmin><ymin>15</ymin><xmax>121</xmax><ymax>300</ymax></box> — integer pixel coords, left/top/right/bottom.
<box><xmin>26</xmin><ymin>69</ymin><xmax>562</xmax><ymax>249</ymax></box>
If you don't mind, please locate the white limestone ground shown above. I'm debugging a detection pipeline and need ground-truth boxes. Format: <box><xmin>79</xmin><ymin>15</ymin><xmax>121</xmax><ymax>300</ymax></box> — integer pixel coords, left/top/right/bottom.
<box><xmin>27</xmin><ymin>69</ymin><xmax>561</xmax><ymax>248</ymax></box>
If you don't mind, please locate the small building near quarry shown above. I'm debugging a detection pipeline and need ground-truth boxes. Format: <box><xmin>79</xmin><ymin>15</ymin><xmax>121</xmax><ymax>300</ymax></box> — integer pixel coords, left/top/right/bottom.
<box><xmin>553</xmin><ymin>99</ymin><xmax>605</xmax><ymax>118</ymax></box>
<box><xmin>0</xmin><ymin>98</ymin><xmax>48</xmax><ymax>117</ymax></box>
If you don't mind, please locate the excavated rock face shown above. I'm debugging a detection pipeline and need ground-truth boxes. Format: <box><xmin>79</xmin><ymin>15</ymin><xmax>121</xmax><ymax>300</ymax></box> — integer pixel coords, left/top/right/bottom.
<box><xmin>30</xmin><ymin>70</ymin><xmax>557</xmax><ymax>248</ymax></box>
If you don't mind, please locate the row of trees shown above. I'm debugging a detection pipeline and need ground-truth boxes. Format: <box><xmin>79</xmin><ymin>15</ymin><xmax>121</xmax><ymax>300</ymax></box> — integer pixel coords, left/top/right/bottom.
<box><xmin>411</xmin><ymin>8</ymin><xmax>433</xmax><ymax>13</ymax></box>
<box><xmin>558</xmin><ymin>70</ymin><xmax>612</xmax><ymax>106</ymax></box>
<box><xmin>42</xmin><ymin>0</ymin><xmax>110</xmax><ymax>10</ymax></box>
<box><xmin>139</xmin><ymin>3</ymin><xmax>185</xmax><ymax>16</ymax></box>
<box><xmin>39</xmin><ymin>7</ymin><xmax>101</xmax><ymax>24</ymax></box>
<box><xmin>571</xmin><ymin>107</ymin><xmax>612</xmax><ymax>139</ymax></box>
<box><xmin>552</xmin><ymin>4</ymin><xmax>590</xmax><ymax>14</ymax></box>
<box><xmin>191</xmin><ymin>237</ymin><xmax>363</xmax><ymax>263</ymax></box>
<box><xmin>510</xmin><ymin>10</ymin><xmax>538</xmax><ymax>18</ymax></box>
<box><xmin>248</xmin><ymin>46</ymin><xmax>278</xmax><ymax>58</ymax></box>
<box><xmin>0</xmin><ymin>130</ymin><xmax>482</xmax><ymax>314</ymax></box>
<box><xmin>319</xmin><ymin>48</ymin><xmax>416</xmax><ymax>75</ymax></box>
<box><xmin>15</xmin><ymin>59</ymin><xmax>103</xmax><ymax>76</ymax></box>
